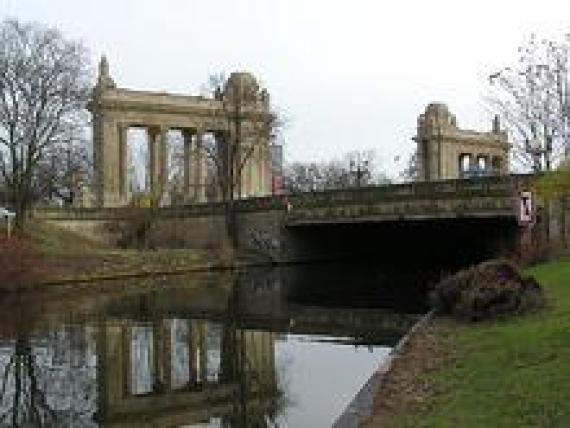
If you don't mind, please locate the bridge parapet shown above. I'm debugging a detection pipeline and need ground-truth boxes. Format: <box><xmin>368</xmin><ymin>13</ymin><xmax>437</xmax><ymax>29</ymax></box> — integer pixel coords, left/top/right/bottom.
<box><xmin>285</xmin><ymin>175</ymin><xmax>533</xmax><ymax>209</ymax></box>
<box><xmin>283</xmin><ymin>175</ymin><xmax>535</xmax><ymax>226</ymax></box>
<box><xmin>33</xmin><ymin>175</ymin><xmax>535</xmax><ymax>222</ymax></box>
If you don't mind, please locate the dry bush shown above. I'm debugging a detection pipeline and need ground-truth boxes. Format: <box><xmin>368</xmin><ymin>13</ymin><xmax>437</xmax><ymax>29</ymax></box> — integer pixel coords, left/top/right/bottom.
<box><xmin>430</xmin><ymin>259</ymin><xmax>545</xmax><ymax>321</ymax></box>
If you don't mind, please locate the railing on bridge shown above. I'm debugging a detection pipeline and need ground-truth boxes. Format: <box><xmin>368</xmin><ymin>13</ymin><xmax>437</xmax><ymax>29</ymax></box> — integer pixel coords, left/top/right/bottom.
<box><xmin>33</xmin><ymin>175</ymin><xmax>534</xmax><ymax>220</ymax></box>
<box><xmin>282</xmin><ymin>175</ymin><xmax>534</xmax><ymax>225</ymax></box>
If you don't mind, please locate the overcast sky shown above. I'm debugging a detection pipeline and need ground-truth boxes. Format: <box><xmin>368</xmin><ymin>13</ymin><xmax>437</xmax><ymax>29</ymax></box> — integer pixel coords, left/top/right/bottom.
<box><xmin>2</xmin><ymin>0</ymin><xmax>569</xmax><ymax>177</ymax></box>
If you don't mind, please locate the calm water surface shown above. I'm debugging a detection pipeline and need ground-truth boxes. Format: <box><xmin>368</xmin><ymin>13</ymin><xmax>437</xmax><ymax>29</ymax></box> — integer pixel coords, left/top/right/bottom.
<box><xmin>0</xmin><ymin>264</ymin><xmax>428</xmax><ymax>427</ymax></box>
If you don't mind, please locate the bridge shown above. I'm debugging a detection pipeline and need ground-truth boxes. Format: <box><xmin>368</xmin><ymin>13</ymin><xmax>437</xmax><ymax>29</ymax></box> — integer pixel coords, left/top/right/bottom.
<box><xmin>280</xmin><ymin>174</ymin><xmax>528</xmax><ymax>225</ymax></box>
<box><xmin>36</xmin><ymin>174</ymin><xmax>568</xmax><ymax>264</ymax></box>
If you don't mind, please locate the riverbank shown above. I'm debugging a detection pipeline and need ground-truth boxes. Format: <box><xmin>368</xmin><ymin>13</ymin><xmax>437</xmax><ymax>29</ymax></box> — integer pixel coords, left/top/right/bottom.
<box><xmin>0</xmin><ymin>222</ymin><xmax>245</xmax><ymax>289</ymax></box>
<box><xmin>365</xmin><ymin>257</ymin><xmax>570</xmax><ymax>427</ymax></box>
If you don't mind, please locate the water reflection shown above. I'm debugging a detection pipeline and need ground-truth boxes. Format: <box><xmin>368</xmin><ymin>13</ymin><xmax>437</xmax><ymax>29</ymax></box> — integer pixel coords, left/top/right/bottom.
<box><xmin>0</xmin><ymin>264</ymin><xmax>425</xmax><ymax>427</ymax></box>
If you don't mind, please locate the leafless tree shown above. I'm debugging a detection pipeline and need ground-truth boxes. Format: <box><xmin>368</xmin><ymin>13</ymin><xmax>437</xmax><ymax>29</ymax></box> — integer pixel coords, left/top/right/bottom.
<box><xmin>34</xmin><ymin>133</ymin><xmax>91</xmax><ymax>206</ymax></box>
<box><xmin>487</xmin><ymin>33</ymin><xmax>570</xmax><ymax>171</ymax></box>
<box><xmin>0</xmin><ymin>19</ymin><xmax>91</xmax><ymax>227</ymax></box>
<box><xmin>283</xmin><ymin>149</ymin><xmax>389</xmax><ymax>192</ymax></box>
<box><xmin>398</xmin><ymin>151</ymin><xmax>420</xmax><ymax>182</ymax></box>
<box><xmin>203</xmin><ymin>73</ymin><xmax>282</xmax><ymax>249</ymax></box>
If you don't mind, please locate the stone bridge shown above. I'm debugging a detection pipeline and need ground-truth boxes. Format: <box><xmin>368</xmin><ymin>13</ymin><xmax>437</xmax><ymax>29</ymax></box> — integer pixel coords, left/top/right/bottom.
<box><xmin>280</xmin><ymin>174</ymin><xmax>529</xmax><ymax>225</ymax></box>
<box><xmin>37</xmin><ymin>174</ymin><xmax>568</xmax><ymax>264</ymax></box>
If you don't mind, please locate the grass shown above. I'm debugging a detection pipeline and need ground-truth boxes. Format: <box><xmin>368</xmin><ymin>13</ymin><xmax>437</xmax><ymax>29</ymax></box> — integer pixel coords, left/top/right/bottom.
<box><xmin>395</xmin><ymin>258</ymin><xmax>570</xmax><ymax>427</ymax></box>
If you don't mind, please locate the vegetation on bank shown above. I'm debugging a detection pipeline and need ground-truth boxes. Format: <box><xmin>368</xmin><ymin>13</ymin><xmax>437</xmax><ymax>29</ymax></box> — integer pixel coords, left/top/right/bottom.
<box><xmin>0</xmin><ymin>222</ymin><xmax>226</xmax><ymax>288</ymax></box>
<box><xmin>371</xmin><ymin>258</ymin><xmax>570</xmax><ymax>427</ymax></box>
<box><xmin>430</xmin><ymin>259</ymin><xmax>545</xmax><ymax>321</ymax></box>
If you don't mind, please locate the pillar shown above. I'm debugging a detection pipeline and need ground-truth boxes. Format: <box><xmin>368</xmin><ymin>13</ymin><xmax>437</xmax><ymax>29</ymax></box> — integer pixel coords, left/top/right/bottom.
<box><xmin>93</xmin><ymin>115</ymin><xmax>122</xmax><ymax>207</ymax></box>
<box><xmin>118</xmin><ymin>125</ymin><xmax>128</xmax><ymax>201</ymax></box>
<box><xmin>152</xmin><ymin>320</ymin><xmax>172</xmax><ymax>391</ymax></box>
<box><xmin>148</xmin><ymin>127</ymin><xmax>160</xmax><ymax>196</ymax></box>
<box><xmin>159</xmin><ymin>127</ymin><xmax>168</xmax><ymax>200</ymax></box>
<box><xmin>148</xmin><ymin>126</ymin><xmax>168</xmax><ymax>202</ymax></box>
<box><xmin>182</xmin><ymin>129</ymin><xmax>193</xmax><ymax>199</ymax></box>
<box><xmin>188</xmin><ymin>320</ymin><xmax>197</xmax><ymax>385</ymax></box>
<box><xmin>193</xmin><ymin>131</ymin><xmax>206</xmax><ymax>202</ymax></box>
<box><xmin>192</xmin><ymin>321</ymin><xmax>207</xmax><ymax>382</ymax></box>
<box><xmin>242</xmin><ymin>146</ymin><xmax>251</xmax><ymax>198</ymax></box>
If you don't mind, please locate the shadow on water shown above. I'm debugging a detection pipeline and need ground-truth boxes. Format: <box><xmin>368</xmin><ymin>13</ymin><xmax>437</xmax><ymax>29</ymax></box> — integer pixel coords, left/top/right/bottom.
<box><xmin>0</xmin><ymin>264</ymin><xmax>429</xmax><ymax>427</ymax></box>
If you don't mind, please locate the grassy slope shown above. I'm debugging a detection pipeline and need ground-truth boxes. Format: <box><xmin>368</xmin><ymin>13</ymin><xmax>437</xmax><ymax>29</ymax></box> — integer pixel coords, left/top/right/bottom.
<box><xmin>24</xmin><ymin>222</ymin><xmax>219</xmax><ymax>283</ymax></box>
<box><xmin>401</xmin><ymin>259</ymin><xmax>570</xmax><ymax>427</ymax></box>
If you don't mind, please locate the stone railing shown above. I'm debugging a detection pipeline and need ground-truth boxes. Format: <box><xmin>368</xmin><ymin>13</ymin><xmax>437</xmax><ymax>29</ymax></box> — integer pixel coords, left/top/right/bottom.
<box><xmin>33</xmin><ymin>175</ymin><xmax>535</xmax><ymax>221</ymax></box>
<box><xmin>284</xmin><ymin>174</ymin><xmax>534</xmax><ymax>210</ymax></box>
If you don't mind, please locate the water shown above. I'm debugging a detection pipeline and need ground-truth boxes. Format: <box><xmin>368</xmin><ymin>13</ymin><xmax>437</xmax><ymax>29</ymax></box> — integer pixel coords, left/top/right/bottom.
<box><xmin>0</xmin><ymin>264</ymin><xmax>427</xmax><ymax>427</ymax></box>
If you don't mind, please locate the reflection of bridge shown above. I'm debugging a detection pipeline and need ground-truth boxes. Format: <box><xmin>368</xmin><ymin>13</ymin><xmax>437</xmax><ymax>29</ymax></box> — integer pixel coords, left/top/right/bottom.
<box><xmin>0</xmin><ymin>265</ymin><xmax>423</xmax><ymax>427</ymax></box>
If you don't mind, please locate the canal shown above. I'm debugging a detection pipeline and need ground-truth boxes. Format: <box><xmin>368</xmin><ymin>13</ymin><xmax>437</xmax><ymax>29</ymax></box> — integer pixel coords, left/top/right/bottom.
<box><xmin>0</xmin><ymin>263</ymin><xmax>430</xmax><ymax>427</ymax></box>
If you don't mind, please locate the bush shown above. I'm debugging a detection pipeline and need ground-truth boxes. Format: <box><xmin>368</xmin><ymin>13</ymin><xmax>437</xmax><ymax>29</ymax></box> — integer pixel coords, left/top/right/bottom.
<box><xmin>430</xmin><ymin>259</ymin><xmax>545</xmax><ymax>321</ymax></box>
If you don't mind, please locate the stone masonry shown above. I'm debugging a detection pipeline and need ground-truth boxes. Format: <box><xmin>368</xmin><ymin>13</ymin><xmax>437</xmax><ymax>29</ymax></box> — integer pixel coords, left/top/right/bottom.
<box><xmin>88</xmin><ymin>56</ymin><xmax>273</xmax><ymax>207</ymax></box>
<box><xmin>414</xmin><ymin>103</ymin><xmax>510</xmax><ymax>181</ymax></box>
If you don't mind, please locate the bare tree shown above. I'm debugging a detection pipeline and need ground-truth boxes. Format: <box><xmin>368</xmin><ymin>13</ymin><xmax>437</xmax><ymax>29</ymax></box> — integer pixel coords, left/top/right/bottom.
<box><xmin>283</xmin><ymin>150</ymin><xmax>389</xmax><ymax>192</ymax></box>
<box><xmin>203</xmin><ymin>72</ymin><xmax>281</xmax><ymax>249</ymax></box>
<box><xmin>487</xmin><ymin>33</ymin><xmax>570</xmax><ymax>171</ymax></box>
<box><xmin>34</xmin><ymin>133</ymin><xmax>91</xmax><ymax>206</ymax></box>
<box><xmin>398</xmin><ymin>151</ymin><xmax>420</xmax><ymax>182</ymax></box>
<box><xmin>0</xmin><ymin>19</ymin><xmax>91</xmax><ymax>227</ymax></box>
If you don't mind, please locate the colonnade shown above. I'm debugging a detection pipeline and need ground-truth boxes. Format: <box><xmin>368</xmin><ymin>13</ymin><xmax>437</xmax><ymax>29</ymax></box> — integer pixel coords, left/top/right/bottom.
<box><xmin>89</xmin><ymin>57</ymin><xmax>274</xmax><ymax>207</ymax></box>
<box><xmin>117</xmin><ymin>125</ymin><xmax>207</xmax><ymax>205</ymax></box>
<box><xmin>458</xmin><ymin>152</ymin><xmax>504</xmax><ymax>177</ymax></box>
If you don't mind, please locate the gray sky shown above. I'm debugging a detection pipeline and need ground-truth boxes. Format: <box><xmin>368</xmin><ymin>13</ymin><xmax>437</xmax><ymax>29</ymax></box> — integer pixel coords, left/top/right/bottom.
<box><xmin>2</xmin><ymin>0</ymin><xmax>569</xmax><ymax>177</ymax></box>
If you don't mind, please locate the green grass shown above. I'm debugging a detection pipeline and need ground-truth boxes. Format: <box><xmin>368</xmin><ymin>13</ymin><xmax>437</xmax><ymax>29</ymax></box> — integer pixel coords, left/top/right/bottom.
<box><xmin>400</xmin><ymin>258</ymin><xmax>570</xmax><ymax>428</ymax></box>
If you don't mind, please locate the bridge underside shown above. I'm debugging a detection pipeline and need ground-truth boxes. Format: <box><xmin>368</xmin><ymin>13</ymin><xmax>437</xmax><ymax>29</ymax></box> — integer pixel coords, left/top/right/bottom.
<box><xmin>285</xmin><ymin>216</ymin><xmax>520</xmax><ymax>269</ymax></box>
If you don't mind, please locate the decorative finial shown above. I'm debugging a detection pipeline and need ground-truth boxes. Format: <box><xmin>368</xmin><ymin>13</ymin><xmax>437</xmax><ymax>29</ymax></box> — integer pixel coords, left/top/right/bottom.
<box><xmin>492</xmin><ymin>114</ymin><xmax>501</xmax><ymax>133</ymax></box>
<box><xmin>97</xmin><ymin>55</ymin><xmax>115</xmax><ymax>90</ymax></box>
<box><xmin>260</xmin><ymin>88</ymin><xmax>270</xmax><ymax>107</ymax></box>
<box><xmin>99</xmin><ymin>55</ymin><xmax>109</xmax><ymax>77</ymax></box>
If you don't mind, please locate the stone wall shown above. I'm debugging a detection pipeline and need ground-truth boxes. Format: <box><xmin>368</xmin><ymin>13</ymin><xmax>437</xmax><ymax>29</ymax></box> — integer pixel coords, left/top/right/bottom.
<box><xmin>42</xmin><ymin>210</ymin><xmax>230</xmax><ymax>251</ymax></box>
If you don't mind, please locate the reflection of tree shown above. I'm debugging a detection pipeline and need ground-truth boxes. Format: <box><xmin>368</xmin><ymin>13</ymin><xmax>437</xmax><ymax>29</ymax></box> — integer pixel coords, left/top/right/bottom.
<box><xmin>0</xmin><ymin>326</ymin><xmax>97</xmax><ymax>427</ymax></box>
<box><xmin>220</xmin><ymin>278</ymin><xmax>290</xmax><ymax>427</ymax></box>
<box><xmin>0</xmin><ymin>337</ymin><xmax>55</xmax><ymax>426</ymax></box>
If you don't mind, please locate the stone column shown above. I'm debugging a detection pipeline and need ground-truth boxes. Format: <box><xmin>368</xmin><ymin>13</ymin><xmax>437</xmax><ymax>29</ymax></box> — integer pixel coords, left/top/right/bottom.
<box><xmin>242</xmin><ymin>146</ymin><xmax>251</xmax><ymax>198</ymax></box>
<box><xmin>182</xmin><ymin>129</ymin><xmax>193</xmax><ymax>199</ymax></box>
<box><xmin>93</xmin><ymin>115</ymin><xmax>122</xmax><ymax>206</ymax></box>
<box><xmin>122</xmin><ymin>324</ymin><xmax>132</xmax><ymax>395</ymax></box>
<box><xmin>188</xmin><ymin>320</ymin><xmax>197</xmax><ymax>385</ymax></box>
<box><xmin>190</xmin><ymin>321</ymin><xmax>207</xmax><ymax>383</ymax></box>
<box><xmin>193</xmin><ymin>130</ymin><xmax>206</xmax><ymax>202</ymax></box>
<box><xmin>118</xmin><ymin>125</ymin><xmax>128</xmax><ymax>202</ymax></box>
<box><xmin>152</xmin><ymin>320</ymin><xmax>172</xmax><ymax>391</ymax></box>
<box><xmin>148</xmin><ymin>126</ymin><xmax>168</xmax><ymax>202</ymax></box>
<box><xmin>148</xmin><ymin>126</ymin><xmax>160</xmax><ymax>196</ymax></box>
<box><xmin>159</xmin><ymin>127</ymin><xmax>168</xmax><ymax>198</ymax></box>
<box><xmin>259</xmin><ymin>146</ymin><xmax>268</xmax><ymax>195</ymax></box>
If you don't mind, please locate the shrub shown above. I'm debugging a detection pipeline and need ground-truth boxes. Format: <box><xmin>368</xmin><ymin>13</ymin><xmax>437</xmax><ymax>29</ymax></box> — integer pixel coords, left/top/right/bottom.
<box><xmin>430</xmin><ymin>259</ymin><xmax>545</xmax><ymax>321</ymax></box>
